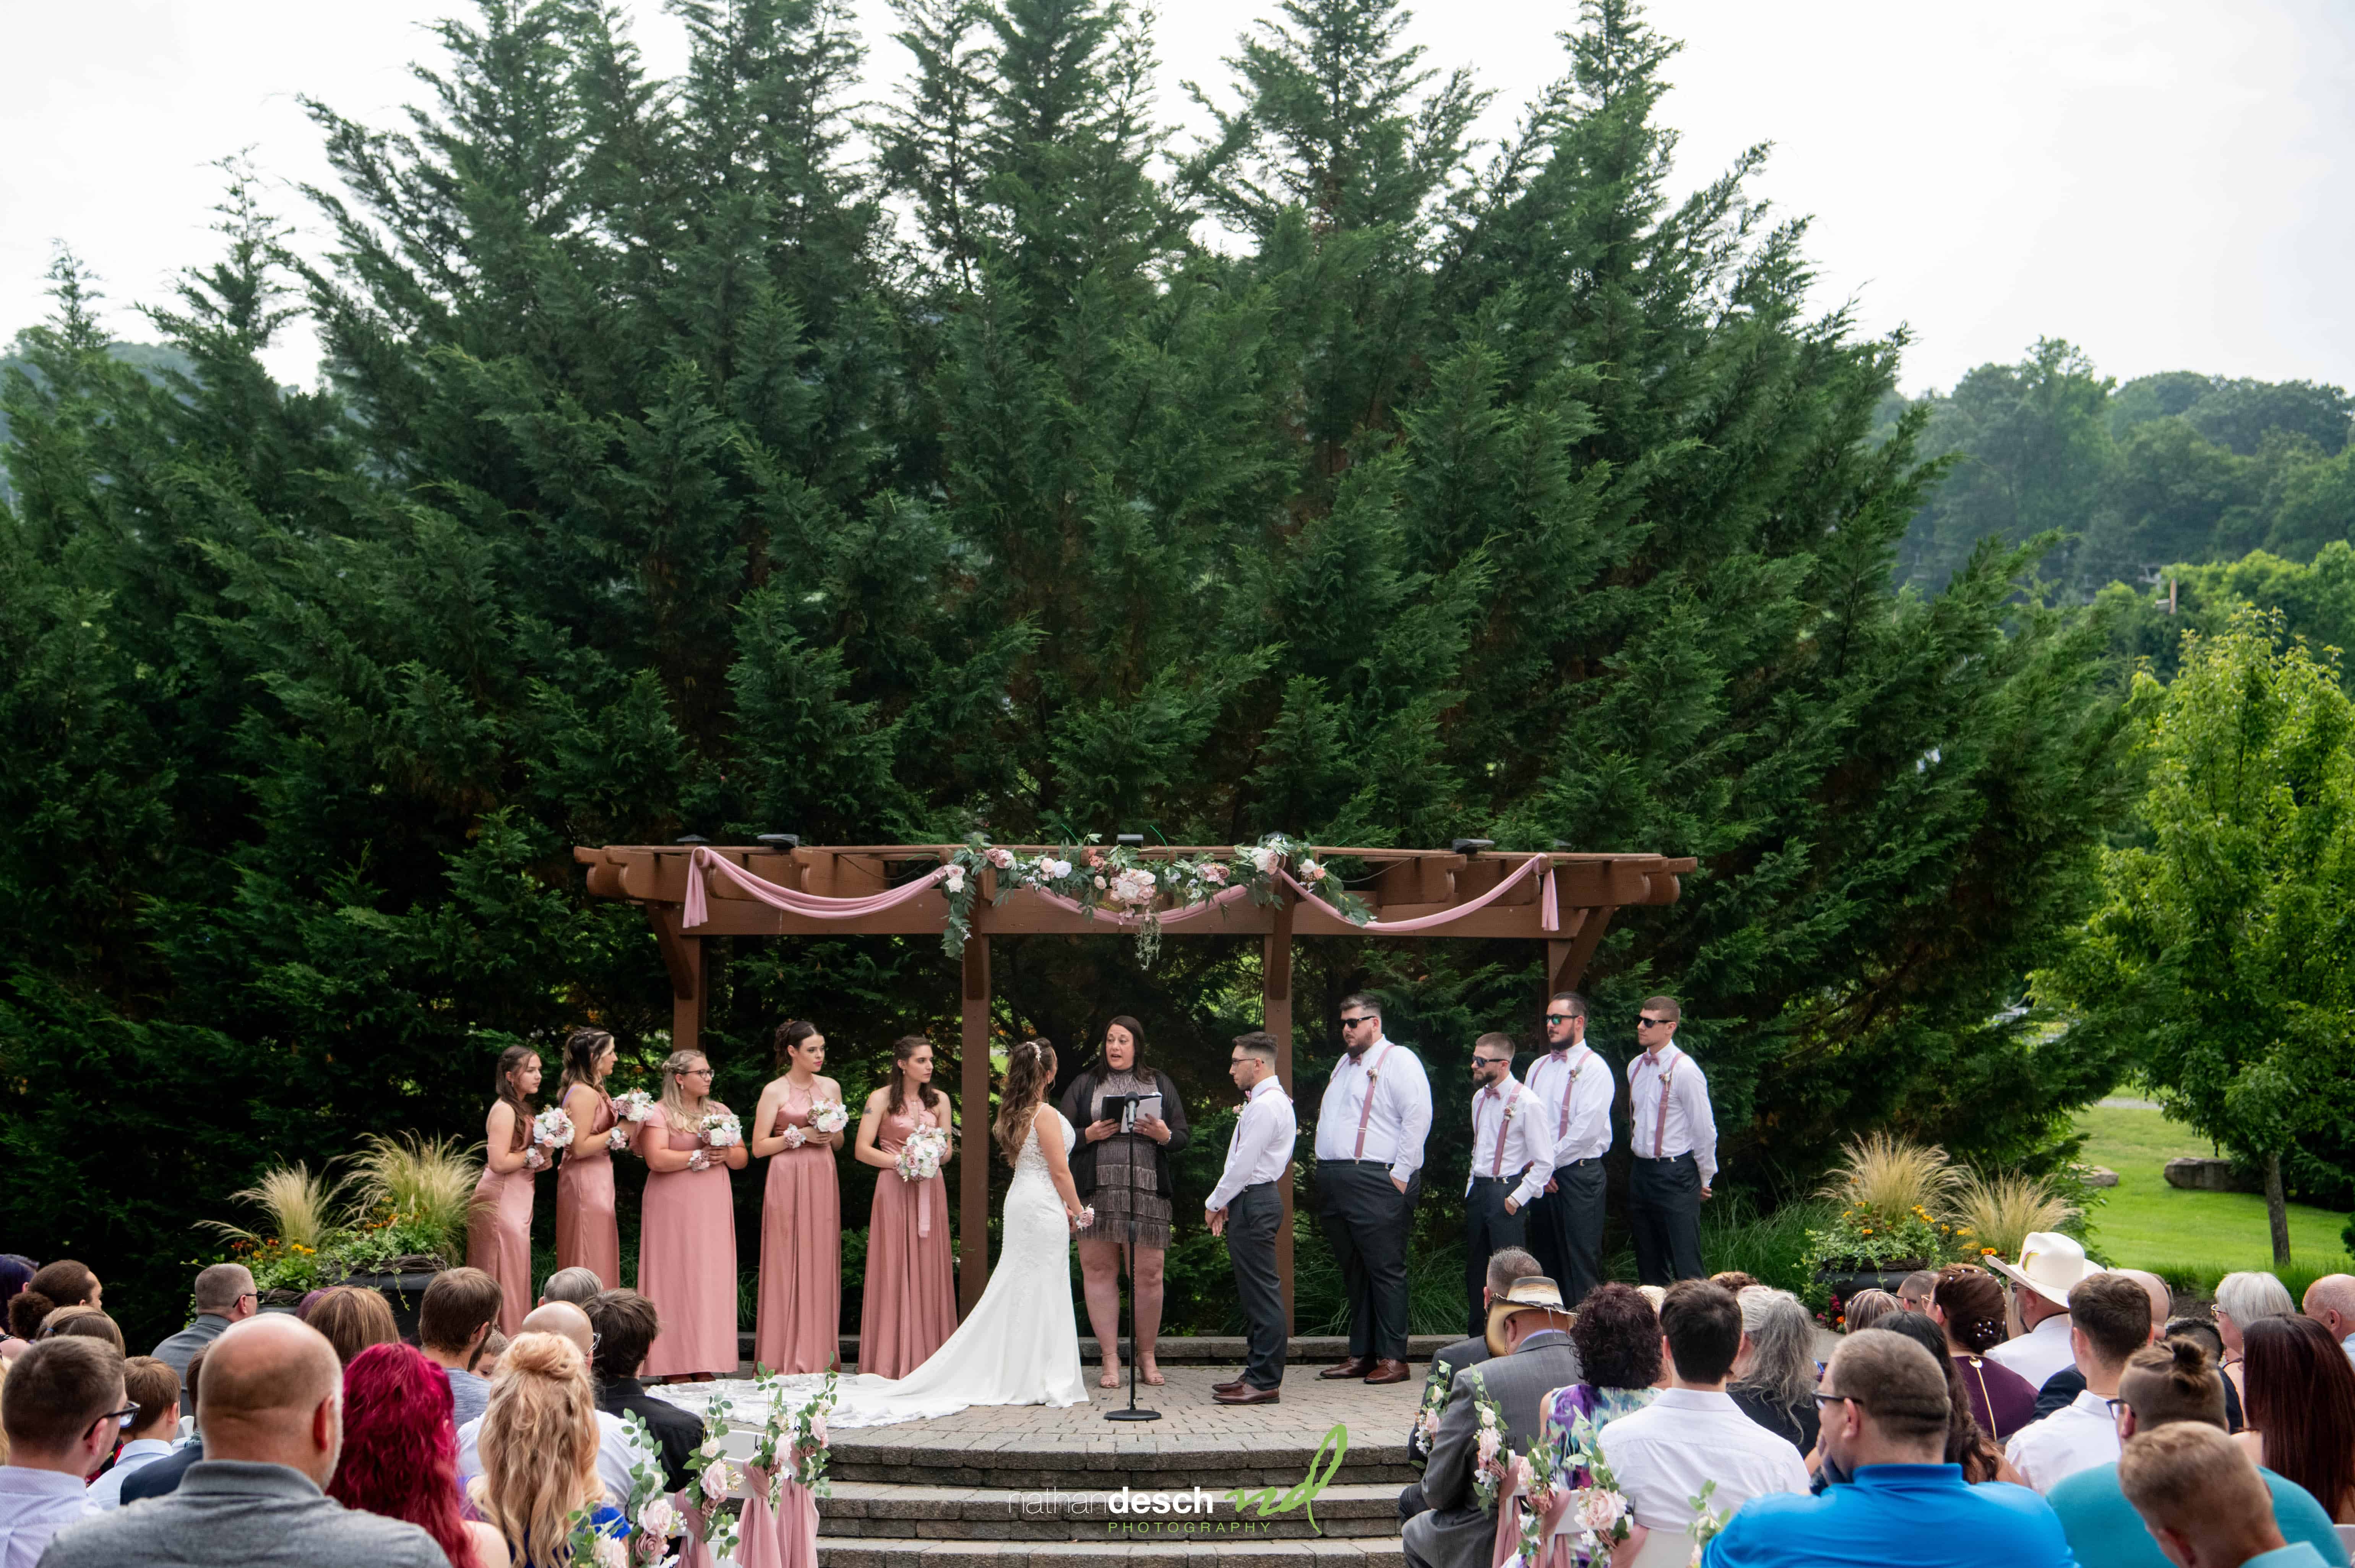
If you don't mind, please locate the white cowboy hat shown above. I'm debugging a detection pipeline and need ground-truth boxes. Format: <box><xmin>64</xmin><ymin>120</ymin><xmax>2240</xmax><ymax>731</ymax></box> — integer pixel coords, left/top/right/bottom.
<box><xmin>1484</xmin><ymin>1275</ymin><xmax>1573</xmax><ymax>1356</ymax></box>
<box><xmin>1988</xmin><ymin>1231</ymin><xmax>2102</xmax><ymax>1309</ymax></box>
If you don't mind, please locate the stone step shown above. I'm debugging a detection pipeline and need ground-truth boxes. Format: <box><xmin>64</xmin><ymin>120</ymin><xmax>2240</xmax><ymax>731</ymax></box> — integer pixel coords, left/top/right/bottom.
<box><xmin>818</xmin><ymin>1481</ymin><xmax>1407</xmax><ymax>1541</ymax></box>
<box><xmin>734</xmin><ymin>1333</ymin><xmax>1460</xmax><ymax>1371</ymax></box>
<box><xmin>816</xmin><ymin>1536</ymin><xmax>1406</xmax><ymax>1566</ymax></box>
<box><xmin>822</xmin><ymin>1436</ymin><xmax>1413</xmax><ymax>1492</ymax></box>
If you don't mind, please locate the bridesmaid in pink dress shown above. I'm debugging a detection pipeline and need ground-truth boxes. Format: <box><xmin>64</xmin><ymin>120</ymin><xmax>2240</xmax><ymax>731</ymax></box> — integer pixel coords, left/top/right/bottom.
<box><xmin>555</xmin><ymin>1026</ymin><xmax>622</xmax><ymax>1286</ymax></box>
<box><xmin>855</xmin><ymin>1034</ymin><xmax>958</xmax><ymax>1377</ymax></box>
<box><xmin>751</xmin><ymin>1020</ymin><xmax>847</xmax><ymax>1374</ymax></box>
<box><xmin>466</xmin><ymin>1044</ymin><xmax>544</xmax><ymax>1335</ymax></box>
<box><xmin>636</xmin><ymin>1047</ymin><xmax>747</xmax><ymax>1379</ymax></box>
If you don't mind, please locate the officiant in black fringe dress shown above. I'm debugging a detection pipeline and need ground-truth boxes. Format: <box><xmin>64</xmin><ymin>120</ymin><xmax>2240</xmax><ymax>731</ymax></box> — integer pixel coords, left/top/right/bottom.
<box><xmin>1058</xmin><ymin>1017</ymin><xmax>1191</xmax><ymax>1388</ymax></box>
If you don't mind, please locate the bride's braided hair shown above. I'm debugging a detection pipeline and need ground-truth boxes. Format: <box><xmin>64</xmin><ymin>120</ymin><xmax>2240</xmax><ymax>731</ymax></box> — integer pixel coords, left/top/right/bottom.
<box><xmin>993</xmin><ymin>1038</ymin><xmax>1057</xmax><ymax>1166</ymax></box>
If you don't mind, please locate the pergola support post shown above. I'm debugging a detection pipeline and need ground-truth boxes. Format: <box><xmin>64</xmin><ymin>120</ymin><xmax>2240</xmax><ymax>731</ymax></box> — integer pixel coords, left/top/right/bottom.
<box><xmin>959</xmin><ymin>934</ymin><xmax>992</xmax><ymax>1315</ymax></box>
<box><xmin>1264</xmin><ymin>889</ymin><xmax>1295</xmax><ymax>1332</ymax></box>
<box><xmin>1547</xmin><ymin>905</ymin><xmax>1615</xmax><ymax>1003</ymax></box>
<box><xmin>647</xmin><ymin>905</ymin><xmax>706</xmax><ymax>1058</ymax></box>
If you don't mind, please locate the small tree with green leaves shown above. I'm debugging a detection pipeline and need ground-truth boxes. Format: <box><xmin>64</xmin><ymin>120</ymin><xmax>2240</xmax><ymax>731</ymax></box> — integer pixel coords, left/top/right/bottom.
<box><xmin>2039</xmin><ymin>608</ymin><xmax>2355</xmax><ymax>1265</ymax></box>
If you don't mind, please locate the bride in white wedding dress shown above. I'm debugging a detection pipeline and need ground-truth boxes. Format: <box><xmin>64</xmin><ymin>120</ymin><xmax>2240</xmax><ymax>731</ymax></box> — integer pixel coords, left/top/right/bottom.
<box><xmin>682</xmin><ymin>1037</ymin><xmax>1090</xmax><ymax>1430</ymax></box>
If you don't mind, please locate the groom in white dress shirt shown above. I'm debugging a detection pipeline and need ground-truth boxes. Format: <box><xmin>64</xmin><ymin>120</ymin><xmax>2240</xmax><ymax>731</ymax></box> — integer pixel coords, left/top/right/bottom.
<box><xmin>1313</xmin><ymin>992</ymin><xmax>1433</xmax><ymax>1385</ymax></box>
<box><xmin>1207</xmin><ymin>1031</ymin><xmax>1297</xmax><ymax>1404</ymax></box>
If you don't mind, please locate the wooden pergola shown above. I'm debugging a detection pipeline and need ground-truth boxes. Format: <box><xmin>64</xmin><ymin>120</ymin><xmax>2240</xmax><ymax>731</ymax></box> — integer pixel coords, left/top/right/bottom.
<box><xmin>572</xmin><ymin>842</ymin><xmax>1694</xmax><ymax>1324</ymax></box>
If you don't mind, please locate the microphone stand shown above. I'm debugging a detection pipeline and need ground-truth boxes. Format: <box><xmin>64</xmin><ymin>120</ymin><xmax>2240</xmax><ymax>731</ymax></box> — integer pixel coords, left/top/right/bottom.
<box><xmin>1105</xmin><ymin>1096</ymin><xmax>1160</xmax><ymax>1422</ymax></box>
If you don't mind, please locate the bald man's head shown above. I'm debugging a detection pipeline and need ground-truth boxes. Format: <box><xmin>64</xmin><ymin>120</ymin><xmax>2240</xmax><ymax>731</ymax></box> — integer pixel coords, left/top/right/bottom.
<box><xmin>199</xmin><ymin>1314</ymin><xmax>345</xmax><ymax>1485</ymax></box>
<box><xmin>2119</xmin><ymin>1271</ymin><xmax>2174</xmax><ymax>1341</ymax></box>
<box><xmin>2305</xmin><ymin>1274</ymin><xmax>2355</xmax><ymax>1339</ymax></box>
<box><xmin>518</xmin><ymin>1300</ymin><xmax>594</xmax><ymax>1360</ymax></box>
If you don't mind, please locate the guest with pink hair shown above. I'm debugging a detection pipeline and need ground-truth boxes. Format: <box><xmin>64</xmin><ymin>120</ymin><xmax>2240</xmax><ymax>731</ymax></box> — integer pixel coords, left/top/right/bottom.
<box><xmin>331</xmin><ymin>1341</ymin><xmax>510</xmax><ymax>1567</ymax></box>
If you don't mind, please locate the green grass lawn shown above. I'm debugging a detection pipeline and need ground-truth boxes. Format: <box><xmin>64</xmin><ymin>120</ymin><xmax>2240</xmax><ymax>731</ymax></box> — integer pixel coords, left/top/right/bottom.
<box><xmin>2074</xmin><ymin>1103</ymin><xmax>2352</xmax><ymax>1295</ymax></box>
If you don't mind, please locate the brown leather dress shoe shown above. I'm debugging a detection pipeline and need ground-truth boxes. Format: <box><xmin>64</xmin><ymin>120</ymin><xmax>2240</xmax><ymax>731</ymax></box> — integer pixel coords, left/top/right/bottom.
<box><xmin>1214</xmin><ymin>1382</ymin><xmax>1281</xmax><ymax>1404</ymax></box>
<box><xmin>1211</xmin><ymin>1376</ymin><xmax>1248</xmax><ymax>1393</ymax></box>
<box><xmin>1363</xmin><ymin>1358</ymin><xmax>1411</xmax><ymax>1384</ymax></box>
<box><xmin>1318</xmin><ymin>1356</ymin><xmax>1373</xmax><ymax>1380</ymax></box>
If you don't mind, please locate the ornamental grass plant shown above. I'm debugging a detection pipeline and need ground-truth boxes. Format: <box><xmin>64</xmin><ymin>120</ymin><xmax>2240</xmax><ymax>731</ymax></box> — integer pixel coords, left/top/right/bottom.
<box><xmin>1951</xmin><ymin>1171</ymin><xmax>2077</xmax><ymax>1263</ymax></box>
<box><xmin>1818</xmin><ymin>1134</ymin><xmax>1960</xmax><ymax>1220</ymax></box>
<box><xmin>202</xmin><ymin>1163</ymin><xmax>346</xmax><ymax>1252</ymax></box>
<box><xmin>351</xmin><ymin>1133</ymin><xmax>480</xmax><ymax>1261</ymax></box>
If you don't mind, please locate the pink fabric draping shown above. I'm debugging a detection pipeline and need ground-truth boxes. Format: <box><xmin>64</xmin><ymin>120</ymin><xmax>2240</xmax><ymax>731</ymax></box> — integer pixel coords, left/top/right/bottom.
<box><xmin>1282</xmin><ymin>853</ymin><xmax>1545</xmax><ymax>934</ymax></box>
<box><xmin>777</xmin><ymin>1478</ymin><xmax>820</xmax><ymax>1568</ymax></box>
<box><xmin>1027</xmin><ymin>880</ymin><xmax>1258</xmax><ymax>927</ymax></box>
<box><xmin>683</xmin><ymin>846</ymin><xmax>949</xmax><ymax>929</ymax></box>
<box><xmin>1488</xmin><ymin>1467</ymin><xmax>1580</xmax><ymax>1568</ymax></box>
<box><xmin>676</xmin><ymin>1493</ymin><xmax>718</xmax><ymax>1568</ymax></box>
<box><xmin>736</xmin><ymin>1464</ymin><xmax>785</xmax><ymax>1568</ymax></box>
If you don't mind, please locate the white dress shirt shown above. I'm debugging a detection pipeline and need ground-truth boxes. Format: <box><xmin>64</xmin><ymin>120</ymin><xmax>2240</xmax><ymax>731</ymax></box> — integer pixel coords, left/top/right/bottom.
<box><xmin>2004</xmin><ymin>1387</ymin><xmax>2122</xmax><ymax>1494</ymax></box>
<box><xmin>1626</xmin><ymin>1044</ymin><xmax>1717</xmax><ymax>1185</ymax></box>
<box><xmin>1593</xmin><ymin>1386</ymin><xmax>1811</xmax><ymax>1532</ymax></box>
<box><xmin>0</xmin><ymin>1464</ymin><xmax>96</xmax><ymax>1568</ymax></box>
<box><xmin>1523</xmin><ymin>1043</ymin><xmax>1614</xmax><ymax>1166</ymax></box>
<box><xmin>458</xmin><ymin>1408</ymin><xmax>659</xmax><ymax>1508</ymax></box>
<box><xmin>1465</xmin><ymin>1077</ymin><xmax>1554</xmax><ymax>1210</ymax></box>
<box><xmin>2340</xmin><ymin>1330</ymin><xmax>2355</xmax><ymax>1369</ymax></box>
<box><xmin>1313</xmin><ymin>1037</ymin><xmax>1433</xmax><ymax>1184</ymax></box>
<box><xmin>1207</xmin><ymin>1076</ymin><xmax>1297</xmax><ymax>1212</ymax></box>
<box><xmin>84</xmin><ymin>1438</ymin><xmax>177</xmax><ymax>1510</ymax></box>
<box><xmin>1984</xmin><ymin>1312</ymin><xmax>2076</xmax><ymax>1391</ymax></box>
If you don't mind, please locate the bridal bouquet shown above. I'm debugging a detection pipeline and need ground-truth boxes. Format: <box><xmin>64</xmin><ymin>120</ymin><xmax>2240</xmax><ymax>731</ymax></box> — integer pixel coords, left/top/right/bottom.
<box><xmin>522</xmin><ymin>1106</ymin><xmax>572</xmax><ymax>1171</ymax></box>
<box><xmin>607</xmin><ymin>1090</ymin><xmax>655</xmax><ymax>1153</ymax></box>
<box><xmin>808</xmin><ymin>1098</ymin><xmax>849</xmax><ymax>1135</ymax></box>
<box><xmin>699</xmin><ymin>1110</ymin><xmax>744</xmax><ymax>1148</ymax></box>
<box><xmin>896</xmin><ymin>1125</ymin><xmax>949</xmax><ymax>1182</ymax></box>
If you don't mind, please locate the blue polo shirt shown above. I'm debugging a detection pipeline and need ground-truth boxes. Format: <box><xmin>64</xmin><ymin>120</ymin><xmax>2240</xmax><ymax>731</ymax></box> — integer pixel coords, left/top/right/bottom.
<box><xmin>2047</xmin><ymin>1463</ymin><xmax>2346</xmax><ymax>1568</ymax></box>
<box><xmin>1703</xmin><ymin>1464</ymin><xmax>2072</xmax><ymax>1568</ymax></box>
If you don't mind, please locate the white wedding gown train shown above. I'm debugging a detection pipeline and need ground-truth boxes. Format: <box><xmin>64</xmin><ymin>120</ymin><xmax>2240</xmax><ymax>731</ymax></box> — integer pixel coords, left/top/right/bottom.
<box><xmin>667</xmin><ymin>1107</ymin><xmax>1087</xmax><ymax>1430</ymax></box>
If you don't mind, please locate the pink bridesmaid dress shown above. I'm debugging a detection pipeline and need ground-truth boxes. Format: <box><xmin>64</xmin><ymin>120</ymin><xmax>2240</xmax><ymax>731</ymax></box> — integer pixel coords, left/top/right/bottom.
<box><xmin>755</xmin><ymin>1081</ymin><xmax>842</xmax><ymax>1374</ymax></box>
<box><xmin>467</xmin><ymin>1140</ymin><xmax>536</xmax><ymax>1336</ymax></box>
<box><xmin>857</xmin><ymin>1098</ymin><xmax>956</xmax><ymax>1377</ymax></box>
<box><xmin>556</xmin><ymin>1095</ymin><xmax>621</xmax><ymax>1286</ymax></box>
<box><xmin>637</xmin><ymin>1108</ymin><xmax>740</xmax><ymax>1378</ymax></box>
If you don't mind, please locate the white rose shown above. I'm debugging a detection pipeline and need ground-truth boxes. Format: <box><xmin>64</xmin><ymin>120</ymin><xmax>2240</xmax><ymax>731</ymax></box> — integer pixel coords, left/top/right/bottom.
<box><xmin>809</xmin><ymin>1412</ymin><xmax>828</xmax><ymax>1447</ymax></box>
<box><xmin>703</xmin><ymin>1458</ymin><xmax>735</xmax><ymax>1499</ymax></box>
<box><xmin>943</xmin><ymin>865</ymin><xmax>965</xmax><ymax>893</ymax></box>
<box><xmin>639</xmin><ymin>1496</ymin><xmax>679</xmax><ymax>1538</ymax></box>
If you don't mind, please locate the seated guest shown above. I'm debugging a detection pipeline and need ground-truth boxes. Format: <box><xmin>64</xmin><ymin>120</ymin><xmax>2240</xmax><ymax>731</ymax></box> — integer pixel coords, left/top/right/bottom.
<box><xmin>85</xmin><ymin>1356</ymin><xmax>181</xmax><ymax>1510</ymax></box>
<box><xmin>1988</xmin><ymin>1233</ymin><xmax>2101</xmax><ymax>1390</ymax></box>
<box><xmin>467</xmin><ymin>1333</ymin><xmax>610</xmax><ymax>1568</ymax></box>
<box><xmin>1598</xmin><ymin>1280</ymin><xmax>1809</xmax><ymax>1539</ymax></box>
<box><xmin>2213</xmin><ymin>1271</ymin><xmax>2295</xmax><ymax>1407</ymax></box>
<box><xmin>1710</xmin><ymin>1272</ymin><xmax>1762</xmax><ymax>1294</ymax></box>
<box><xmin>0</xmin><ymin>1359</ymin><xmax>9</xmax><ymax>1460</ymax></box>
<box><xmin>475</xmin><ymin>1331</ymin><xmax>511</xmax><ymax>1382</ymax></box>
<box><xmin>586</xmin><ymin>1288</ymin><xmax>701</xmax><ymax>1495</ymax></box>
<box><xmin>1701</xmin><ymin>1330</ymin><xmax>2073</xmax><ymax>1568</ymax></box>
<box><xmin>2304</xmin><ymin>1275</ymin><xmax>2355</xmax><ymax>1367</ymax></box>
<box><xmin>150</xmin><ymin>1264</ymin><xmax>258</xmax><ymax>1379</ymax></box>
<box><xmin>2120</xmin><ymin>1421</ymin><xmax>2336</xmax><ymax>1568</ymax></box>
<box><xmin>1898</xmin><ymin>1270</ymin><xmax>1939</xmax><ymax>1314</ymax></box>
<box><xmin>330</xmin><ymin>1342</ymin><xmax>509</xmax><ymax>1568</ymax></box>
<box><xmin>456</xmin><ymin>1301</ymin><xmax>659</xmax><ymax>1508</ymax></box>
<box><xmin>10</xmin><ymin>1261</ymin><xmax>102</xmax><ymax>1349</ymax></box>
<box><xmin>115</xmin><ymin>1346</ymin><xmax>209</xmax><ymax>1503</ymax></box>
<box><xmin>1407</xmin><ymin>1248</ymin><xmax>1530</xmax><ymax>1477</ymax></box>
<box><xmin>1842</xmin><ymin>1288</ymin><xmax>1900</xmax><ymax>1333</ymax></box>
<box><xmin>1402</xmin><ymin>1276</ymin><xmax>1580</xmax><ymax>1568</ymax></box>
<box><xmin>0</xmin><ymin>1255</ymin><xmax>34</xmax><ymax>1364</ymax></box>
<box><xmin>1550</xmin><ymin>1282</ymin><xmax>1663</xmax><ymax>1436</ymax></box>
<box><xmin>40</xmin><ymin>1308</ymin><xmax>125</xmax><ymax>1352</ymax></box>
<box><xmin>2166</xmin><ymin>1318</ymin><xmax>2246</xmax><ymax>1431</ymax></box>
<box><xmin>304</xmin><ymin>1286</ymin><xmax>399</xmax><ymax>1367</ymax></box>
<box><xmin>1876</xmin><ymin>1312</ymin><xmax>2024</xmax><ymax>1485</ymax></box>
<box><xmin>417</xmin><ymin>1268</ymin><xmax>506</xmax><ymax>1430</ymax></box>
<box><xmin>40</xmin><ymin>1314</ymin><xmax>445</xmax><ymax>1568</ymax></box>
<box><xmin>1729</xmin><ymin>1288</ymin><xmax>1820</xmax><ymax>1454</ymax></box>
<box><xmin>2048</xmin><ymin>1339</ymin><xmax>2347</xmax><ymax>1568</ymax></box>
<box><xmin>2006</xmin><ymin>1273</ymin><xmax>2151</xmax><ymax>1493</ymax></box>
<box><xmin>1933</xmin><ymin>1265</ymin><xmax>2040</xmax><ymax>1440</ymax></box>
<box><xmin>2234</xmin><ymin>1315</ymin><xmax>2355</xmax><ymax>1523</ymax></box>
<box><xmin>0</xmin><ymin>1338</ymin><xmax>124</xmax><ymax>1561</ymax></box>
<box><xmin>2032</xmin><ymin>1270</ymin><xmax>2172</xmax><ymax>1419</ymax></box>
<box><xmin>537</xmin><ymin>1268</ymin><xmax>604</xmax><ymax>1309</ymax></box>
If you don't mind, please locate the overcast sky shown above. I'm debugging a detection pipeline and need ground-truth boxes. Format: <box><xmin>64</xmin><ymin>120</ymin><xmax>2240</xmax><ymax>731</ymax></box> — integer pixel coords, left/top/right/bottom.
<box><xmin>5</xmin><ymin>0</ymin><xmax>2351</xmax><ymax>397</ymax></box>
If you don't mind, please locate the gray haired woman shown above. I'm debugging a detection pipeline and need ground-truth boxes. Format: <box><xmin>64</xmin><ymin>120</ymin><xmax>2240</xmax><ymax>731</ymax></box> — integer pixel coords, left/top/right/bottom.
<box><xmin>2213</xmin><ymin>1269</ymin><xmax>2295</xmax><ymax>1406</ymax></box>
<box><xmin>1729</xmin><ymin>1286</ymin><xmax>1821</xmax><ymax>1453</ymax></box>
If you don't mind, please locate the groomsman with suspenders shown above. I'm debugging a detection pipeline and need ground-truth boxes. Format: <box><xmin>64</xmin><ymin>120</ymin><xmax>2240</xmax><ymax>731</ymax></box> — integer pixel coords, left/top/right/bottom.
<box><xmin>1314</xmin><ymin>992</ymin><xmax>1433</xmax><ymax>1385</ymax></box>
<box><xmin>1207</xmin><ymin>1031</ymin><xmax>1298</xmax><ymax>1406</ymax></box>
<box><xmin>1625</xmin><ymin>995</ymin><xmax>1716</xmax><ymax>1284</ymax></box>
<box><xmin>1521</xmin><ymin>992</ymin><xmax>1613</xmax><ymax>1305</ymax></box>
<box><xmin>1462</xmin><ymin>1032</ymin><xmax>1554</xmax><ymax>1338</ymax></box>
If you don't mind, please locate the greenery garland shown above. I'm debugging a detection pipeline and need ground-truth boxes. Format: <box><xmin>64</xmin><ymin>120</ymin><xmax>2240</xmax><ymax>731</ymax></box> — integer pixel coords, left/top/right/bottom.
<box><xmin>939</xmin><ymin>832</ymin><xmax>1373</xmax><ymax>963</ymax></box>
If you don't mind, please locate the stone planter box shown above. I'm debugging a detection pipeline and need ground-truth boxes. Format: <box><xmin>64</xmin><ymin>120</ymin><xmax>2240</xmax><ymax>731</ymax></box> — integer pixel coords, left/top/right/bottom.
<box><xmin>337</xmin><ymin>1265</ymin><xmax>447</xmax><ymax>1337</ymax></box>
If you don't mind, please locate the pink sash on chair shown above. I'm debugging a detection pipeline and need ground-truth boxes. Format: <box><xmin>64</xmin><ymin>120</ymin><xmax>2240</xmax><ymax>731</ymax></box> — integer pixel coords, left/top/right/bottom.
<box><xmin>676</xmin><ymin>1492</ymin><xmax>719</xmax><ymax>1568</ymax></box>
<box><xmin>736</xmin><ymin>1464</ymin><xmax>784</xmax><ymax>1568</ymax></box>
<box><xmin>776</xmin><ymin>1478</ymin><xmax>820</xmax><ymax>1568</ymax></box>
<box><xmin>1490</xmin><ymin>1464</ymin><xmax>1581</xmax><ymax>1568</ymax></box>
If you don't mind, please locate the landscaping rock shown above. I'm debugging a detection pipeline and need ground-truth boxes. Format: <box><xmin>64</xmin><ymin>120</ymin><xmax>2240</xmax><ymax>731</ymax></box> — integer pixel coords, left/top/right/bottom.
<box><xmin>2162</xmin><ymin>1156</ymin><xmax>2258</xmax><ymax>1193</ymax></box>
<box><xmin>2080</xmin><ymin>1166</ymin><xmax>2120</xmax><ymax>1189</ymax></box>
